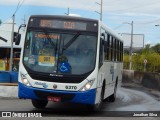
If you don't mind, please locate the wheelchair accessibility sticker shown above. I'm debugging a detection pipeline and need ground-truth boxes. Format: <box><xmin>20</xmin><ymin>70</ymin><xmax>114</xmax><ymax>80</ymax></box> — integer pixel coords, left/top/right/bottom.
<box><xmin>59</xmin><ymin>62</ymin><xmax>71</xmax><ymax>73</ymax></box>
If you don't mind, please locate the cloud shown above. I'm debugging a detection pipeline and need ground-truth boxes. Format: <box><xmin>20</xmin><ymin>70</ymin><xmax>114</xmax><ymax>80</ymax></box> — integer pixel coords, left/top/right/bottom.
<box><xmin>1</xmin><ymin>0</ymin><xmax>159</xmax><ymax>45</ymax></box>
<box><xmin>0</xmin><ymin>0</ymin><xmax>97</xmax><ymax>11</ymax></box>
<box><xmin>1</xmin><ymin>0</ymin><xmax>160</xmax><ymax>15</ymax></box>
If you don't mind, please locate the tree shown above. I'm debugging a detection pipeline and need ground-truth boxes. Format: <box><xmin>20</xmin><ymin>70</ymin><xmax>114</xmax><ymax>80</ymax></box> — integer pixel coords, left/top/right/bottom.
<box><xmin>124</xmin><ymin>49</ymin><xmax>129</xmax><ymax>54</ymax></box>
<box><xmin>151</xmin><ymin>43</ymin><xmax>160</xmax><ymax>54</ymax></box>
<box><xmin>0</xmin><ymin>19</ymin><xmax>2</xmax><ymax>25</ymax></box>
<box><xmin>123</xmin><ymin>43</ymin><xmax>160</xmax><ymax>72</ymax></box>
<box><xmin>142</xmin><ymin>44</ymin><xmax>152</xmax><ymax>54</ymax></box>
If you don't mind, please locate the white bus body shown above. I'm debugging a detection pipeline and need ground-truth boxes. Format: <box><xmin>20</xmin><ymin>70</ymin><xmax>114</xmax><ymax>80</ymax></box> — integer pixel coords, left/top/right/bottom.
<box><xmin>18</xmin><ymin>15</ymin><xmax>123</xmax><ymax>110</ymax></box>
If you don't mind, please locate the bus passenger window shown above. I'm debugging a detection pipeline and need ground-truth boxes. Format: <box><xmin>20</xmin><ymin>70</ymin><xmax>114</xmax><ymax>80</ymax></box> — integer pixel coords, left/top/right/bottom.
<box><xmin>111</xmin><ymin>37</ymin><xmax>114</xmax><ymax>61</ymax></box>
<box><xmin>106</xmin><ymin>34</ymin><xmax>110</xmax><ymax>60</ymax></box>
<box><xmin>114</xmin><ymin>39</ymin><xmax>117</xmax><ymax>61</ymax></box>
<box><xmin>99</xmin><ymin>33</ymin><xmax>105</xmax><ymax>68</ymax></box>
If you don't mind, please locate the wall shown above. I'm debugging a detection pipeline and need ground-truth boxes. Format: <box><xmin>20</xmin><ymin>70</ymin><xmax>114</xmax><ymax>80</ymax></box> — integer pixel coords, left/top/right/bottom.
<box><xmin>122</xmin><ymin>70</ymin><xmax>160</xmax><ymax>91</ymax></box>
<box><xmin>0</xmin><ymin>71</ymin><xmax>18</xmax><ymax>83</ymax></box>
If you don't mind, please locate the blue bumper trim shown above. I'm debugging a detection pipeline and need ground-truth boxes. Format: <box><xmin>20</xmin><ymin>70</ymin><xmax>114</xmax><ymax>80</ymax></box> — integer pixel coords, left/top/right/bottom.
<box><xmin>18</xmin><ymin>82</ymin><xmax>96</xmax><ymax>105</ymax></box>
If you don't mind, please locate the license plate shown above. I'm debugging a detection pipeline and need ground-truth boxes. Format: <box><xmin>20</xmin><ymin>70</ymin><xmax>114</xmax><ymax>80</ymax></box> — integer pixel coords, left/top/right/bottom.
<box><xmin>47</xmin><ymin>96</ymin><xmax>61</xmax><ymax>102</ymax></box>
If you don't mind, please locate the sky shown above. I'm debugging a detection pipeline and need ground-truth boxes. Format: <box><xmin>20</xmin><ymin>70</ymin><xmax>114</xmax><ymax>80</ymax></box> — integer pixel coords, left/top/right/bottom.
<box><xmin>0</xmin><ymin>0</ymin><xmax>160</xmax><ymax>46</ymax></box>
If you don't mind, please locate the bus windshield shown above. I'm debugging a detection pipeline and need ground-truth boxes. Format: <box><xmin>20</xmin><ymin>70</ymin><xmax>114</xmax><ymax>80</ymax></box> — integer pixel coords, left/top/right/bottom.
<box><xmin>23</xmin><ymin>30</ymin><xmax>97</xmax><ymax>75</ymax></box>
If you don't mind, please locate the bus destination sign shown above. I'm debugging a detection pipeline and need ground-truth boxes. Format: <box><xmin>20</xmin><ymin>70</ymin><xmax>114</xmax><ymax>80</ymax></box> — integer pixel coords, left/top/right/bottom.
<box><xmin>39</xmin><ymin>20</ymin><xmax>87</xmax><ymax>30</ymax></box>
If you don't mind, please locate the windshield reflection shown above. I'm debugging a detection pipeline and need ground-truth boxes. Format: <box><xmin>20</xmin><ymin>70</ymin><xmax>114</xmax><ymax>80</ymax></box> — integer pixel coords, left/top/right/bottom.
<box><xmin>23</xmin><ymin>31</ymin><xmax>97</xmax><ymax>75</ymax></box>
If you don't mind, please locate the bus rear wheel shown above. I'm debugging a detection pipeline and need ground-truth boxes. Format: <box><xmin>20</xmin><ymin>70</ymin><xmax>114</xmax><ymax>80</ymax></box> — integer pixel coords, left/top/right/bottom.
<box><xmin>31</xmin><ymin>99</ymin><xmax>48</xmax><ymax>109</ymax></box>
<box><xmin>108</xmin><ymin>82</ymin><xmax>117</xmax><ymax>102</ymax></box>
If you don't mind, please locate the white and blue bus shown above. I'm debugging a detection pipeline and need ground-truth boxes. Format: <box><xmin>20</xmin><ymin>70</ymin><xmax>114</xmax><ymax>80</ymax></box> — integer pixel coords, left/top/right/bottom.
<box><xmin>17</xmin><ymin>15</ymin><xmax>123</xmax><ymax>111</ymax></box>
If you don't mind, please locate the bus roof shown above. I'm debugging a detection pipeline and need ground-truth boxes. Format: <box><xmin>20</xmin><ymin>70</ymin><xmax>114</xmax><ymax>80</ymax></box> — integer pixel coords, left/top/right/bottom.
<box><xmin>99</xmin><ymin>21</ymin><xmax>124</xmax><ymax>43</ymax></box>
<box><xmin>30</xmin><ymin>15</ymin><xmax>98</xmax><ymax>23</ymax></box>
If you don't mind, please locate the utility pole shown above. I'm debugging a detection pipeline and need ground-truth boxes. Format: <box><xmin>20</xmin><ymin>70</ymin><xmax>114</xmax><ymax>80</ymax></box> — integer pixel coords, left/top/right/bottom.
<box><xmin>8</xmin><ymin>0</ymin><xmax>24</xmax><ymax>71</ymax></box>
<box><xmin>100</xmin><ymin>0</ymin><xmax>103</xmax><ymax>21</ymax></box>
<box><xmin>129</xmin><ymin>21</ymin><xmax>133</xmax><ymax>70</ymax></box>
<box><xmin>65</xmin><ymin>8</ymin><xmax>70</xmax><ymax>15</ymax></box>
<box><xmin>95</xmin><ymin>0</ymin><xmax>103</xmax><ymax>21</ymax></box>
<box><xmin>9</xmin><ymin>14</ymin><xmax>15</xmax><ymax>71</ymax></box>
<box><xmin>123</xmin><ymin>21</ymin><xmax>134</xmax><ymax>70</ymax></box>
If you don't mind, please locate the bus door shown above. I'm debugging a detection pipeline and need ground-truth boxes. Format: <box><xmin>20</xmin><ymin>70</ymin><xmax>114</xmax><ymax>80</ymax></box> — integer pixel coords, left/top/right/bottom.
<box><xmin>95</xmin><ymin>33</ymin><xmax>105</xmax><ymax>103</ymax></box>
<box><xmin>97</xmin><ymin>33</ymin><xmax>105</xmax><ymax>88</ymax></box>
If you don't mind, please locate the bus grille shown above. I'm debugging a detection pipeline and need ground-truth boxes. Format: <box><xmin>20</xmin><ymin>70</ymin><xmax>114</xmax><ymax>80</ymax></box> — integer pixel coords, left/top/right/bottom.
<box><xmin>29</xmin><ymin>73</ymin><xmax>85</xmax><ymax>83</ymax></box>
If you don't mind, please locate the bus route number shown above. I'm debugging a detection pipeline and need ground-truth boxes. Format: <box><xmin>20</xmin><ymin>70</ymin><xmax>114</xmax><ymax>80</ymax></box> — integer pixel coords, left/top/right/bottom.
<box><xmin>64</xmin><ymin>22</ymin><xmax>75</xmax><ymax>29</ymax></box>
<box><xmin>44</xmin><ymin>57</ymin><xmax>50</xmax><ymax>62</ymax></box>
<box><xmin>40</xmin><ymin>20</ymin><xmax>52</xmax><ymax>27</ymax></box>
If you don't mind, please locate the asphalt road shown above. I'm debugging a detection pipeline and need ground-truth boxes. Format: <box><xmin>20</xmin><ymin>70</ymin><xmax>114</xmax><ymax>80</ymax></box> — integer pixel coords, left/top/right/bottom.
<box><xmin>0</xmin><ymin>86</ymin><xmax>160</xmax><ymax>119</ymax></box>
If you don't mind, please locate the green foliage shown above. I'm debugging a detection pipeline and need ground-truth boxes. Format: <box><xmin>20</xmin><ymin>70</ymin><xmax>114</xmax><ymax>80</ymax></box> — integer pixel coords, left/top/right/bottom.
<box><xmin>0</xmin><ymin>19</ymin><xmax>1</xmax><ymax>25</ymax></box>
<box><xmin>151</xmin><ymin>43</ymin><xmax>160</xmax><ymax>54</ymax></box>
<box><xmin>124</xmin><ymin>49</ymin><xmax>129</xmax><ymax>55</ymax></box>
<box><xmin>123</xmin><ymin>54</ymin><xmax>130</xmax><ymax>69</ymax></box>
<box><xmin>123</xmin><ymin>43</ymin><xmax>160</xmax><ymax>72</ymax></box>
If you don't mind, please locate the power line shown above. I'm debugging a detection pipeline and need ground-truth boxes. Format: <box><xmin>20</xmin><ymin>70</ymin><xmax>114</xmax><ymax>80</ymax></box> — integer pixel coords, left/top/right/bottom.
<box><xmin>9</xmin><ymin>0</ymin><xmax>25</xmax><ymax>71</ymax></box>
<box><xmin>14</xmin><ymin>0</ymin><xmax>25</xmax><ymax>15</ymax></box>
<box><xmin>14</xmin><ymin>0</ymin><xmax>21</xmax><ymax>15</ymax></box>
<box><xmin>0</xmin><ymin>0</ymin><xmax>25</xmax><ymax>26</ymax></box>
<box><xmin>113</xmin><ymin>24</ymin><xmax>124</xmax><ymax>30</ymax></box>
<box><xmin>0</xmin><ymin>17</ymin><xmax>13</xmax><ymax>25</ymax></box>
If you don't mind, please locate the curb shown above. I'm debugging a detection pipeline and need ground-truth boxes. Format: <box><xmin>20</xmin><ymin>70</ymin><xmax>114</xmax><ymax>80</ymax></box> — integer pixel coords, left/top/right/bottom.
<box><xmin>0</xmin><ymin>83</ymin><xmax>18</xmax><ymax>86</ymax></box>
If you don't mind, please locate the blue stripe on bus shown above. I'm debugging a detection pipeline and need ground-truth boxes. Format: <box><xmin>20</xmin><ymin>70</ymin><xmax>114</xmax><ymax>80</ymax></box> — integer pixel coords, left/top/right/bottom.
<box><xmin>18</xmin><ymin>82</ymin><xmax>96</xmax><ymax>105</ymax></box>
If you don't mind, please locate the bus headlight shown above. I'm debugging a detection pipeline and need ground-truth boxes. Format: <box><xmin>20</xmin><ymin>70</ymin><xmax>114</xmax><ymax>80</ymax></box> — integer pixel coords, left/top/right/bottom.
<box><xmin>21</xmin><ymin>74</ymin><xmax>31</xmax><ymax>86</ymax></box>
<box><xmin>79</xmin><ymin>79</ymin><xmax>95</xmax><ymax>91</ymax></box>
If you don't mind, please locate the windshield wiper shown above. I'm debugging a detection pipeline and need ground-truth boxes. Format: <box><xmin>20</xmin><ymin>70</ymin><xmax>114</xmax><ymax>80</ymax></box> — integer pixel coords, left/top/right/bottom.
<box><xmin>63</xmin><ymin>33</ymin><xmax>80</xmax><ymax>50</ymax></box>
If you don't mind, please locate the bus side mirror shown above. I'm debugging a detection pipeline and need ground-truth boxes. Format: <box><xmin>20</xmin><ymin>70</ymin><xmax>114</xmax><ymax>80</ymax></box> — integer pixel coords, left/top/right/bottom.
<box><xmin>15</xmin><ymin>34</ymin><xmax>21</xmax><ymax>45</ymax></box>
<box><xmin>15</xmin><ymin>24</ymin><xmax>26</xmax><ymax>45</ymax></box>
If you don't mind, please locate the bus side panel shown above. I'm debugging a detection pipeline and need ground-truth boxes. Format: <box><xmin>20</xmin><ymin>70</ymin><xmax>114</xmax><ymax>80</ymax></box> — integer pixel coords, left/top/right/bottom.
<box><xmin>95</xmin><ymin>61</ymin><xmax>114</xmax><ymax>103</ymax></box>
<box><xmin>112</xmin><ymin>62</ymin><xmax>123</xmax><ymax>87</ymax></box>
<box><xmin>103</xmin><ymin>61</ymin><xmax>115</xmax><ymax>100</ymax></box>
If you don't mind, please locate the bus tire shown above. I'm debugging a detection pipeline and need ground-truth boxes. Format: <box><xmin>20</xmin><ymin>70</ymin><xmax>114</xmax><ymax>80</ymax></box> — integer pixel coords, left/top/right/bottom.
<box><xmin>108</xmin><ymin>81</ymin><xmax>118</xmax><ymax>102</ymax></box>
<box><xmin>87</xmin><ymin>84</ymin><xmax>105</xmax><ymax>111</ymax></box>
<box><xmin>31</xmin><ymin>99</ymin><xmax>48</xmax><ymax>109</ymax></box>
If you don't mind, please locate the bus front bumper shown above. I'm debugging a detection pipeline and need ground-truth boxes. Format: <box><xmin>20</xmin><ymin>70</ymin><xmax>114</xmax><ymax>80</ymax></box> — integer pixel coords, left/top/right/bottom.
<box><xmin>18</xmin><ymin>82</ymin><xmax>96</xmax><ymax>105</ymax></box>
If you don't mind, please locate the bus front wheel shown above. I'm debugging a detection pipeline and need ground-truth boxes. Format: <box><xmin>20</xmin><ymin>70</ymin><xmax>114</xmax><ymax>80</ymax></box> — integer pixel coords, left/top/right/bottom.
<box><xmin>87</xmin><ymin>85</ymin><xmax>105</xmax><ymax>111</ymax></box>
<box><xmin>31</xmin><ymin>99</ymin><xmax>48</xmax><ymax>109</ymax></box>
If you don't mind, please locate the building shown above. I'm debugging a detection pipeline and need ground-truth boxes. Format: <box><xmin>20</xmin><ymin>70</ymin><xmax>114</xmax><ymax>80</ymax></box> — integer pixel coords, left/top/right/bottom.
<box><xmin>0</xmin><ymin>19</ymin><xmax>24</xmax><ymax>71</ymax></box>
